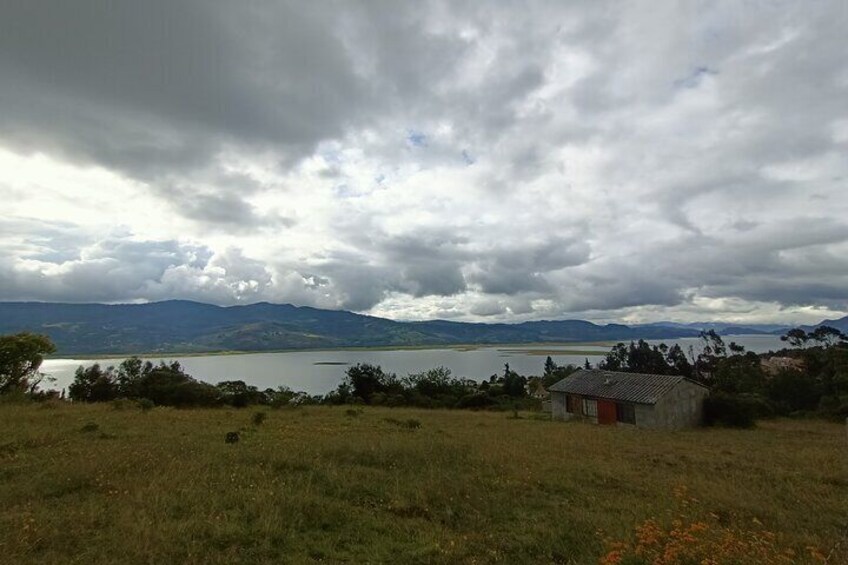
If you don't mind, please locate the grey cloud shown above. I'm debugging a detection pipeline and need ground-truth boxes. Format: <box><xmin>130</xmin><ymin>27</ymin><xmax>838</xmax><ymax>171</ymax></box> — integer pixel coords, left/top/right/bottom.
<box><xmin>0</xmin><ymin>1</ymin><xmax>373</xmax><ymax>172</ymax></box>
<box><xmin>1</xmin><ymin>1</ymin><xmax>847</xmax><ymax>322</ymax></box>
<box><xmin>469</xmin><ymin>238</ymin><xmax>590</xmax><ymax>295</ymax></box>
<box><xmin>0</xmin><ymin>238</ymin><xmax>212</xmax><ymax>303</ymax></box>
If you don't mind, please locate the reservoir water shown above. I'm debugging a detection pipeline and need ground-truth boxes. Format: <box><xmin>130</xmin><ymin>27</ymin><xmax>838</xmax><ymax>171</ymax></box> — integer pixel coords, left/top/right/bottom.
<box><xmin>40</xmin><ymin>334</ymin><xmax>787</xmax><ymax>396</ymax></box>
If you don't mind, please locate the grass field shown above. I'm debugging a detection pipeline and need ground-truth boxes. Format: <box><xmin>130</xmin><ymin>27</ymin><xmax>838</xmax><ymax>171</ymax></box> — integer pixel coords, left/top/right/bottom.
<box><xmin>1</xmin><ymin>403</ymin><xmax>845</xmax><ymax>564</ymax></box>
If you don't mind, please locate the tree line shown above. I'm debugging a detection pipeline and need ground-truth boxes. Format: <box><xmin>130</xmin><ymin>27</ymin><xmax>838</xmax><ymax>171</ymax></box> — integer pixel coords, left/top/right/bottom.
<box><xmin>594</xmin><ymin>328</ymin><xmax>848</xmax><ymax>425</ymax></box>
<box><xmin>2</xmin><ymin>328</ymin><xmax>846</xmax><ymax>424</ymax></box>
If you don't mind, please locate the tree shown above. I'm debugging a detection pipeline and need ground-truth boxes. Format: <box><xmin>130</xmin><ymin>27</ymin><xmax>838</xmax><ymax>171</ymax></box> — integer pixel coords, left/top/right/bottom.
<box><xmin>216</xmin><ymin>380</ymin><xmax>266</xmax><ymax>407</ymax></box>
<box><xmin>405</xmin><ymin>366</ymin><xmax>464</xmax><ymax>398</ymax></box>
<box><xmin>694</xmin><ymin>330</ymin><xmax>727</xmax><ymax>382</ymax></box>
<box><xmin>343</xmin><ymin>363</ymin><xmax>399</xmax><ymax>403</ymax></box>
<box><xmin>542</xmin><ymin>363</ymin><xmax>580</xmax><ymax>388</ymax></box>
<box><xmin>0</xmin><ymin>333</ymin><xmax>56</xmax><ymax>395</ymax></box>
<box><xmin>598</xmin><ymin>340</ymin><xmax>688</xmax><ymax>376</ymax></box>
<box><xmin>116</xmin><ymin>356</ymin><xmax>146</xmax><ymax>397</ymax></box>
<box><xmin>781</xmin><ymin>328</ymin><xmax>809</xmax><ymax>349</ymax></box>
<box><xmin>665</xmin><ymin>344</ymin><xmax>693</xmax><ymax>379</ymax></box>
<box><xmin>713</xmin><ymin>352</ymin><xmax>765</xmax><ymax>394</ymax></box>
<box><xmin>68</xmin><ymin>364</ymin><xmax>118</xmax><ymax>402</ymax></box>
<box><xmin>501</xmin><ymin>363</ymin><xmax>526</xmax><ymax>397</ymax></box>
<box><xmin>728</xmin><ymin>342</ymin><xmax>745</xmax><ymax>355</ymax></box>
<box><xmin>543</xmin><ymin>356</ymin><xmax>558</xmax><ymax>377</ymax></box>
<box><xmin>132</xmin><ymin>362</ymin><xmax>219</xmax><ymax>407</ymax></box>
<box><xmin>809</xmin><ymin>326</ymin><xmax>846</xmax><ymax>348</ymax></box>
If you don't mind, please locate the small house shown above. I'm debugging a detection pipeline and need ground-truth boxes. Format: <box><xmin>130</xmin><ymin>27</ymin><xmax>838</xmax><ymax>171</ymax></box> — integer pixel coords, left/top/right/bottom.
<box><xmin>528</xmin><ymin>379</ymin><xmax>549</xmax><ymax>400</ymax></box>
<box><xmin>549</xmin><ymin>369</ymin><xmax>708</xmax><ymax>430</ymax></box>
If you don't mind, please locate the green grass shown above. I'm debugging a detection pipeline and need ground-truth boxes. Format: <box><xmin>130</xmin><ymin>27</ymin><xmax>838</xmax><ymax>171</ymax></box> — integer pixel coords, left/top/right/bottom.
<box><xmin>1</xmin><ymin>403</ymin><xmax>845</xmax><ymax>564</ymax></box>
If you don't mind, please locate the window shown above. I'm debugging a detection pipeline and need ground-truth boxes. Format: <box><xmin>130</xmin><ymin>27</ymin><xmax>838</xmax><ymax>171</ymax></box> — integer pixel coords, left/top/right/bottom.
<box><xmin>582</xmin><ymin>398</ymin><xmax>598</xmax><ymax>417</ymax></box>
<box><xmin>566</xmin><ymin>394</ymin><xmax>579</xmax><ymax>413</ymax></box>
<box><xmin>616</xmin><ymin>402</ymin><xmax>636</xmax><ymax>424</ymax></box>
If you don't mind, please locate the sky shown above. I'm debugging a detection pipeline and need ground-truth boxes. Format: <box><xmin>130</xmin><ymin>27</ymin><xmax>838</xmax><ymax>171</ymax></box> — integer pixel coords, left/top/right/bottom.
<box><xmin>1</xmin><ymin>1</ymin><xmax>847</xmax><ymax>325</ymax></box>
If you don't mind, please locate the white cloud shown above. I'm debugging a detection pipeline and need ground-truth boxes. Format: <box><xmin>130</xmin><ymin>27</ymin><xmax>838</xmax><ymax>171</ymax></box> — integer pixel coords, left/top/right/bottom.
<box><xmin>0</xmin><ymin>1</ymin><xmax>846</xmax><ymax>324</ymax></box>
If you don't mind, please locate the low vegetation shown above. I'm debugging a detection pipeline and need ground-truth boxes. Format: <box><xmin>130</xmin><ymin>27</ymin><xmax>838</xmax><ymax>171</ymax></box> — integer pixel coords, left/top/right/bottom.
<box><xmin>1</xmin><ymin>403</ymin><xmax>844</xmax><ymax>564</ymax></box>
<box><xmin>595</xmin><ymin>328</ymin><xmax>848</xmax><ymax>425</ymax></box>
<box><xmin>2</xmin><ymin>329</ymin><xmax>847</xmax><ymax>562</ymax></box>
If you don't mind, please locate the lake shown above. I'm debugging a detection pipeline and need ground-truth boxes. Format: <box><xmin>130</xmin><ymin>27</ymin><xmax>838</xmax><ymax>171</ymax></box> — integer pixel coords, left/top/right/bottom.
<box><xmin>40</xmin><ymin>334</ymin><xmax>787</xmax><ymax>396</ymax></box>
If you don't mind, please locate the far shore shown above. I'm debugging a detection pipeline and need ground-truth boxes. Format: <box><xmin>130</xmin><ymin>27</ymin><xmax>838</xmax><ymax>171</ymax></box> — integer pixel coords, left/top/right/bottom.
<box><xmin>45</xmin><ymin>341</ymin><xmax>619</xmax><ymax>360</ymax></box>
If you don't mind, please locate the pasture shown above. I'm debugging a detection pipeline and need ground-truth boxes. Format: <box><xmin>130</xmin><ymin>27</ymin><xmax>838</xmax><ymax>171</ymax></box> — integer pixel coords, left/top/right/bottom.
<box><xmin>1</xmin><ymin>403</ymin><xmax>845</xmax><ymax>563</ymax></box>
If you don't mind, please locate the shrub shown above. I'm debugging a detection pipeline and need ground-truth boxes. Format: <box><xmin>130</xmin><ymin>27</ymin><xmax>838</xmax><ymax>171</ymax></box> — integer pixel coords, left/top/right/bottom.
<box><xmin>600</xmin><ymin>484</ymin><xmax>821</xmax><ymax>564</ymax></box>
<box><xmin>80</xmin><ymin>422</ymin><xmax>99</xmax><ymax>433</ymax></box>
<box><xmin>137</xmin><ymin>398</ymin><xmax>155</xmax><ymax>412</ymax></box>
<box><xmin>765</xmin><ymin>368</ymin><xmax>820</xmax><ymax>414</ymax></box>
<box><xmin>818</xmin><ymin>395</ymin><xmax>848</xmax><ymax>421</ymax></box>
<box><xmin>111</xmin><ymin>398</ymin><xmax>134</xmax><ymax>411</ymax></box>
<box><xmin>382</xmin><ymin>417</ymin><xmax>421</xmax><ymax>430</ymax></box>
<box><xmin>403</xmin><ymin>419</ymin><xmax>421</xmax><ymax>430</ymax></box>
<box><xmin>252</xmin><ymin>411</ymin><xmax>267</xmax><ymax>426</ymax></box>
<box><xmin>456</xmin><ymin>392</ymin><xmax>496</xmax><ymax>410</ymax></box>
<box><xmin>38</xmin><ymin>398</ymin><xmax>63</xmax><ymax>410</ymax></box>
<box><xmin>703</xmin><ymin>393</ymin><xmax>756</xmax><ymax>428</ymax></box>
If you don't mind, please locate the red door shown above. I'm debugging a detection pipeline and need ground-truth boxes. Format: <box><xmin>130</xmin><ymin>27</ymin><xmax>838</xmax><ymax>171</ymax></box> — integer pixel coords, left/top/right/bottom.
<box><xmin>597</xmin><ymin>400</ymin><xmax>617</xmax><ymax>425</ymax></box>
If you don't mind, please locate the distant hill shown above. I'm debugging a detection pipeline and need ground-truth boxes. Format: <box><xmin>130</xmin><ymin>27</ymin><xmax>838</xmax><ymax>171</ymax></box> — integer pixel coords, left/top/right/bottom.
<box><xmin>636</xmin><ymin>321</ymin><xmax>791</xmax><ymax>336</ymax></box>
<box><xmin>802</xmin><ymin>315</ymin><xmax>848</xmax><ymax>333</ymax></box>
<box><xmin>0</xmin><ymin>300</ymin><xmax>706</xmax><ymax>355</ymax></box>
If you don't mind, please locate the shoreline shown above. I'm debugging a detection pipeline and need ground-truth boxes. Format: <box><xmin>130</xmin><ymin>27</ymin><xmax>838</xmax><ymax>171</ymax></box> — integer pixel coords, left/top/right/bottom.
<box><xmin>45</xmin><ymin>340</ymin><xmax>619</xmax><ymax>360</ymax></box>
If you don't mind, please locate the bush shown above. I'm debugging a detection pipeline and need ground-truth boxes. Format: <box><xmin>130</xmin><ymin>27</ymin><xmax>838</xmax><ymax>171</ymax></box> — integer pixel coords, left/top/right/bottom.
<box><xmin>403</xmin><ymin>419</ymin><xmax>421</xmax><ymax>430</ymax></box>
<box><xmin>736</xmin><ymin>393</ymin><xmax>776</xmax><ymax>419</ymax></box>
<box><xmin>455</xmin><ymin>392</ymin><xmax>496</xmax><ymax>410</ymax></box>
<box><xmin>703</xmin><ymin>393</ymin><xmax>756</xmax><ymax>428</ymax></box>
<box><xmin>252</xmin><ymin>411</ymin><xmax>267</xmax><ymax>426</ymax></box>
<box><xmin>818</xmin><ymin>395</ymin><xmax>848</xmax><ymax>421</ymax></box>
<box><xmin>137</xmin><ymin>398</ymin><xmax>155</xmax><ymax>412</ymax></box>
<box><xmin>382</xmin><ymin>417</ymin><xmax>421</xmax><ymax>430</ymax></box>
<box><xmin>111</xmin><ymin>398</ymin><xmax>134</xmax><ymax>411</ymax></box>
<box><xmin>38</xmin><ymin>398</ymin><xmax>63</xmax><ymax>410</ymax></box>
<box><xmin>80</xmin><ymin>422</ymin><xmax>99</xmax><ymax>433</ymax></box>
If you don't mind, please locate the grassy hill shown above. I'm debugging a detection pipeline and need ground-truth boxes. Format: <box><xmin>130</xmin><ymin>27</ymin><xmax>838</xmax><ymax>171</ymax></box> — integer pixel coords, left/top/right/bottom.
<box><xmin>1</xmin><ymin>403</ymin><xmax>844</xmax><ymax>563</ymax></box>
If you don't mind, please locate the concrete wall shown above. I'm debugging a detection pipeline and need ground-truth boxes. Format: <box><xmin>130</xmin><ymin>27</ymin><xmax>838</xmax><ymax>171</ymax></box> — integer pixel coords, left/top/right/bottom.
<box><xmin>551</xmin><ymin>381</ymin><xmax>708</xmax><ymax>430</ymax></box>
<box><xmin>551</xmin><ymin>391</ymin><xmax>572</xmax><ymax>421</ymax></box>
<box><xmin>639</xmin><ymin>380</ymin><xmax>709</xmax><ymax>430</ymax></box>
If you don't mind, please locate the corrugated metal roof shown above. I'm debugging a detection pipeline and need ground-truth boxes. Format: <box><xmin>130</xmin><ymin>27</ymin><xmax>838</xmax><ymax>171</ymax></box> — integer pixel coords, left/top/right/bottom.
<box><xmin>548</xmin><ymin>369</ymin><xmax>705</xmax><ymax>405</ymax></box>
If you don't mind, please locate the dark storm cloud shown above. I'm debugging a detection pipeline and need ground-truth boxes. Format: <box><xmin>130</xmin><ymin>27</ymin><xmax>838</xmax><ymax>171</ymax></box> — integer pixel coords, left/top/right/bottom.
<box><xmin>469</xmin><ymin>238</ymin><xmax>590</xmax><ymax>295</ymax></box>
<box><xmin>0</xmin><ymin>1</ymin><xmax>375</xmax><ymax>175</ymax></box>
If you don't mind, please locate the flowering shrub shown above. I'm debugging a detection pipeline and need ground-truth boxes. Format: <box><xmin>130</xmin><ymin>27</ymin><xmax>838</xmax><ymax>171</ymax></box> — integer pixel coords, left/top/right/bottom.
<box><xmin>599</xmin><ymin>486</ymin><xmax>827</xmax><ymax>564</ymax></box>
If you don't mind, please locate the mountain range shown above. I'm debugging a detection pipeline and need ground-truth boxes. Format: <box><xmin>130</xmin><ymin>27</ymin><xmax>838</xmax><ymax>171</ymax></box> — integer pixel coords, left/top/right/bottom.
<box><xmin>0</xmin><ymin>300</ymin><xmax>842</xmax><ymax>355</ymax></box>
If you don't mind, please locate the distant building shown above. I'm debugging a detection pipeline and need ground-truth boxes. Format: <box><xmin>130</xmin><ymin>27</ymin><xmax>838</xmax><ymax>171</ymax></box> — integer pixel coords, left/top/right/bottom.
<box><xmin>549</xmin><ymin>369</ymin><xmax>709</xmax><ymax>430</ymax></box>
<box><xmin>527</xmin><ymin>379</ymin><xmax>549</xmax><ymax>400</ymax></box>
<box><xmin>760</xmin><ymin>356</ymin><xmax>804</xmax><ymax>376</ymax></box>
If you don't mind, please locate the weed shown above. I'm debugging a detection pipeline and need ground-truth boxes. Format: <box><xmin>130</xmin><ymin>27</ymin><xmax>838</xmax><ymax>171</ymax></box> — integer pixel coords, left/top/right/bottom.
<box><xmin>383</xmin><ymin>417</ymin><xmax>421</xmax><ymax>430</ymax></box>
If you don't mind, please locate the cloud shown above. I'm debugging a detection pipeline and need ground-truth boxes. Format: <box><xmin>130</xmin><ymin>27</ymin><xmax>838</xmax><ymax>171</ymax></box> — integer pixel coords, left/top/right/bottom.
<box><xmin>0</xmin><ymin>1</ymin><xmax>846</xmax><ymax>324</ymax></box>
